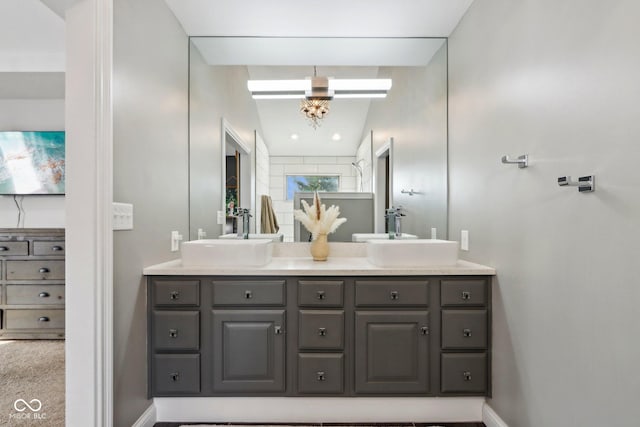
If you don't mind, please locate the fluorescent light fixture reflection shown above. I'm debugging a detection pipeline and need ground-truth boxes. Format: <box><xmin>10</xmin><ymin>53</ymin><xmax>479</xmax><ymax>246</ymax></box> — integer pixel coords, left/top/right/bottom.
<box><xmin>248</xmin><ymin>78</ymin><xmax>392</xmax><ymax>100</ymax></box>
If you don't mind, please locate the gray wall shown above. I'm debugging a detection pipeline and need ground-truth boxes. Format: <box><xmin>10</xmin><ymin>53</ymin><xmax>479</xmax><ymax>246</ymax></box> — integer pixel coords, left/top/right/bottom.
<box><xmin>363</xmin><ymin>45</ymin><xmax>448</xmax><ymax>238</ymax></box>
<box><xmin>0</xmin><ymin>99</ymin><xmax>65</xmax><ymax>227</ymax></box>
<box><xmin>189</xmin><ymin>51</ymin><xmax>264</xmax><ymax>240</ymax></box>
<box><xmin>113</xmin><ymin>0</ymin><xmax>188</xmax><ymax>425</ymax></box>
<box><xmin>448</xmin><ymin>0</ymin><xmax>640</xmax><ymax>425</ymax></box>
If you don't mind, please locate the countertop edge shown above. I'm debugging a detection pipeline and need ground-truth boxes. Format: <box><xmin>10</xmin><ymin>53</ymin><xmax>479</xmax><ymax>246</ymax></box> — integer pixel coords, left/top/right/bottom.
<box><xmin>143</xmin><ymin>258</ymin><xmax>496</xmax><ymax>276</ymax></box>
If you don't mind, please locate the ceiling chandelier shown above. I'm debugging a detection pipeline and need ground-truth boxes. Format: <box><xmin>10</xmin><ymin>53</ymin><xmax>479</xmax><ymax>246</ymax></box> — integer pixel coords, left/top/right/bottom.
<box><xmin>247</xmin><ymin>67</ymin><xmax>392</xmax><ymax>129</ymax></box>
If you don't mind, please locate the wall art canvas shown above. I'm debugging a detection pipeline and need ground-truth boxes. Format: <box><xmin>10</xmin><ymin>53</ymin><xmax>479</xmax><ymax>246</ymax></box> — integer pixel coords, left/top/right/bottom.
<box><xmin>0</xmin><ymin>131</ymin><xmax>65</xmax><ymax>195</ymax></box>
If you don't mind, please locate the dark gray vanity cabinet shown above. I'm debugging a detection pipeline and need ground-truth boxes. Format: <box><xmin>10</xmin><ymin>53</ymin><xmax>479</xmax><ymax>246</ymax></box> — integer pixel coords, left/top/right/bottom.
<box><xmin>147</xmin><ymin>274</ymin><xmax>491</xmax><ymax>397</ymax></box>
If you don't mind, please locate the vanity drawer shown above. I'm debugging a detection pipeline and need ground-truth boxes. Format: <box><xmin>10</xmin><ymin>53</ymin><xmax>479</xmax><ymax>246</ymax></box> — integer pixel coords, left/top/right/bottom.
<box><xmin>298</xmin><ymin>280</ymin><xmax>344</xmax><ymax>307</ymax></box>
<box><xmin>298</xmin><ymin>310</ymin><xmax>344</xmax><ymax>350</ymax></box>
<box><xmin>153</xmin><ymin>354</ymin><xmax>200</xmax><ymax>394</ymax></box>
<box><xmin>32</xmin><ymin>241</ymin><xmax>65</xmax><ymax>256</ymax></box>
<box><xmin>6</xmin><ymin>260</ymin><xmax>65</xmax><ymax>280</ymax></box>
<box><xmin>212</xmin><ymin>280</ymin><xmax>285</xmax><ymax>306</ymax></box>
<box><xmin>5</xmin><ymin>309</ymin><xmax>65</xmax><ymax>329</ymax></box>
<box><xmin>441</xmin><ymin>353</ymin><xmax>487</xmax><ymax>394</ymax></box>
<box><xmin>152</xmin><ymin>280</ymin><xmax>199</xmax><ymax>306</ymax></box>
<box><xmin>153</xmin><ymin>311</ymin><xmax>200</xmax><ymax>351</ymax></box>
<box><xmin>355</xmin><ymin>280</ymin><xmax>429</xmax><ymax>306</ymax></box>
<box><xmin>441</xmin><ymin>279</ymin><xmax>487</xmax><ymax>306</ymax></box>
<box><xmin>0</xmin><ymin>242</ymin><xmax>28</xmax><ymax>256</ymax></box>
<box><xmin>298</xmin><ymin>353</ymin><xmax>344</xmax><ymax>394</ymax></box>
<box><xmin>6</xmin><ymin>285</ymin><xmax>65</xmax><ymax>305</ymax></box>
<box><xmin>441</xmin><ymin>310</ymin><xmax>488</xmax><ymax>349</ymax></box>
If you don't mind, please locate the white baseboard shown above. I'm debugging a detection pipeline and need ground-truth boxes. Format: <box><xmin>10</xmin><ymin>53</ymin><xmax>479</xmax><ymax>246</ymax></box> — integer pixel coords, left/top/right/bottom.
<box><xmin>131</xmin><ymin>403</ymin><xmax>157</xmax><ymax>427</ymax></box>
<box><xmin>482</xmin><ymin>403</ymin><xmax>509</xmax><ymax>427</ymax></box>
<box><xmin>154</xmin><ymin>397</ymin><xmax>484</xmax><ymax>423</ymax></box>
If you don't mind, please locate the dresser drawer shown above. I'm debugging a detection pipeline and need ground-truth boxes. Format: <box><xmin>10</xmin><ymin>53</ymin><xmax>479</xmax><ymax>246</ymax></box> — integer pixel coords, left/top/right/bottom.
<box><xmin>355</xmin><ymin>280</ymin><xmax>429</xmax><ymax>306</ymax></box>
<box><xmin>298</xmin><ymin>280</ymin><xmax>344</xmax><ymax>307</ymax></box>
<box><xmin>5</xmin><ymin>309</ymin><xmax>65</xmax><ymax>329</ymax></box>
<box><xmin>152</xmin><ymin>280</ymin><xmax>199</xmax><ymax>306</ymax></box>
<box><xmin>441</xmin><ymin>353</ymin><xmax>487</xmax><ymax>394</ymax></box>
<box><xmin>441</xmin><ymin>310</ymin><xmax>488</xmax><ymax>349</ymax></box>
<box><xmin>0</xmin><ymin>241</ymin><xmax>29</xmax><ymax>256</ymax></box>
<box><xmin>298</xmin><ymin>353</ymin><xmax>344</xmax><ymax>394</ymax></box>
<box><xmin>32</xmin><ymin>241</ymin><xmax>65</xmax><ymax>256</ymax></box>
<box><xmin>6</xmin><ymin>260</ymin><xmax>65</xmax><ymax>280</ymax></box>
<box><xmin>153</xmin><ymin>354</ymin><xmax>200</xmax><ymax>394</ymax></box>
<box><xmin>441</xmin><ymin>279</ymin><xmax>487</xmax><ymax>306</ymax></box>
<box><xmin>6</xmin><ymin>285</ymin><xmax>65</xmax><ymax>305</ymax></box>
<box><xmin>299</xmin><ymin>310</ymin><xmax>344</xmax><ymax>350</ymax></box>
<box><xmin>212</xmin><ymin>280</ymin><xmax>285</xmax><ymax>306</ymax></box>
<box><xmin>153</xmin><ymin>311</ymin><xmax>200</xmax><ymax>351</ymax></box>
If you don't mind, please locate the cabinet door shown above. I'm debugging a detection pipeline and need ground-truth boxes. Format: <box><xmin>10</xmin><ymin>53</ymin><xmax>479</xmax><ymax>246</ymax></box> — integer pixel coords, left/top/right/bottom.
<box><xmin>354</xmin><ymin>311</ymin><xmax>430</xmax><ymax>394</ymax></box>
<box><xmin>211</xmin><ymin>310</ymin><xmax>285</xmax><ymax>392</ymax></box>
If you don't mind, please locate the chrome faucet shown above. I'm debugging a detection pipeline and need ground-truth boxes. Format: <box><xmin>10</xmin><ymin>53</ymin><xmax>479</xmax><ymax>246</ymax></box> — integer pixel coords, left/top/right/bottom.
<box><xmin>385</xmin><ymin>206</ymin><xmax>405</xmax><ymax>239</ymax></box>
<box><xmin>237</xmin><ymin>208</ymin><xmax>252</xmax><ymax>239</ymax></box>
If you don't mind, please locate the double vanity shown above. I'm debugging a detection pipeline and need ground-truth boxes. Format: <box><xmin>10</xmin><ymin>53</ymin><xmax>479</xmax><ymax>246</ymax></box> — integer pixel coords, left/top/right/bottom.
<box><xmin>143</xmin><ymin>240</ymin><xmax>495</xmax><ymax>399</ymax></box>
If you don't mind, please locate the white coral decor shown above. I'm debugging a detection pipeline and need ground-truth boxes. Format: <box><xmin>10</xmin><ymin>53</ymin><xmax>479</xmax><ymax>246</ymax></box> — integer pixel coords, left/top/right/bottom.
<box><xmin>293</xmin><ymin>192</ymin><xmax>347</xmax><ymax>240</ymax></box>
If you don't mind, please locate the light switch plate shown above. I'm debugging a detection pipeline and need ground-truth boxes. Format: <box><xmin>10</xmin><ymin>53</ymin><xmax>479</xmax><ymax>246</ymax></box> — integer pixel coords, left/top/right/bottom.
<box><xmin>431</xmin><ymin>227</ymin><xmax>437</xmax><ymax>239</ymax></box>
<box><xmin>113</xmin><ymin>202</ymin><xmax>133</xmax><ymax>230</ymax></box>
<box><xmin>461</xmin><ymin>230</ymin><xmax>469</xmax><ymax>251</ymax></box>
<box><xmin>216</xmin><ymin>211</ymin><xmax>225</xmax><ymax>225</ymax></box>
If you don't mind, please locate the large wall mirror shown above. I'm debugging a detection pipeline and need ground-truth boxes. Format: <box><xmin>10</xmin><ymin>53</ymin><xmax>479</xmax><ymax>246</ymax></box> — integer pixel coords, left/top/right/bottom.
<box><xmin>189</xmin><ymin>37</ymin><xmax>448</xmax><ymax>242</ymax></box>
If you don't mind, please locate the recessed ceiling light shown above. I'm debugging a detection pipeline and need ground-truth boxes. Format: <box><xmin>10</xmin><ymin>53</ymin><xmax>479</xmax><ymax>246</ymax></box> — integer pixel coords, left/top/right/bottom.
<box><xmin>332</xmin><ymin>133</ymin><xmax>341</xmax><ymax>141</ymax></box>
<box><xmin>290</xmin><ymin>133</ymin><xmax>299</xmax><ymax>140</ymax></box>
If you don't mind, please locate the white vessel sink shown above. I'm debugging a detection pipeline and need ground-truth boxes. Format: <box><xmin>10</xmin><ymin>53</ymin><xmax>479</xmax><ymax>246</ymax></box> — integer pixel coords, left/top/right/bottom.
<box><xmin>219</xmin><ymin>233</ymin><xmax>284</xmax><ymax>242</ymax></box>
<box><xmin>352</xmin><ymin>233</ymin><xmax>418</xmax><ymax>242</ymax></box>
<box><xmin>366</xmin><ymin>239</ymin><xmax>458</xmax><ymax>267</ymax></box>
<box><xmin>182</xmin><ymin>239</ymin><xmax>273</xmax><ymax>267</ymax></box>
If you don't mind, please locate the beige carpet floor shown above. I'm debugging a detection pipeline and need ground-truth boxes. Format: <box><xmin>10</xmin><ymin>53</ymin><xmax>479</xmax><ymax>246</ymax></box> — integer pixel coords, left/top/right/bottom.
<box><xmin>0</xmin><ymin>340</ymin><xmax>65</xmax><ymax>427</ymax></box>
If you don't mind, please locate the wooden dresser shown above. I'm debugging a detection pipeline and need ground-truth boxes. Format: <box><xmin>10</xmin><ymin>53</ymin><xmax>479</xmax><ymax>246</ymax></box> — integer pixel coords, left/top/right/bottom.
<box><xmin>0</xmin><ymin>228</ymin><xmax>65</xmax><ymax>339</ymax></box>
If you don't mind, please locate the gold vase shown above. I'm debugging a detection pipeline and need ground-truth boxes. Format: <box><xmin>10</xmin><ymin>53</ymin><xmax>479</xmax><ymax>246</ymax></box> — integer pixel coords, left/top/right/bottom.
<box><xmin>310</xmin><ymin>233</ymin><xmax>329</xmax><ymax>261</ymax></box>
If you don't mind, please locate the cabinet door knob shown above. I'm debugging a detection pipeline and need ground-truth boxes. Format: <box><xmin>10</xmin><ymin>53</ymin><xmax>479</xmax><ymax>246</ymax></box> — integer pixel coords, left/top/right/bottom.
<box><xmin>52</xmin><ymin>246</ymin><xmax>63</xmax><ymax>251</ymax></box>
<box><xmin>463</xmin><ymin>371</ymin><xmax>472</xmax><ymax>382</ymax></box>
<box><xmin>39</xmin><ymin>292</ymin><xmax>50</xmax><ymax>298</ymax></box>
<box><xmin>461</xmin><ymin>291</ymin><xmax>471</xmax><ymax>300</ymax></box>
<box><xmin>0</xmin><ymin>246</ymin><xmax>8</xmax><ymax>251</ymax></box>
<box><xmin>39</xmin><ymin>267</ymin><xmax>50</xmax><ymax>273</ymax></box>
<box><xmin>316</xmin><ymin>290</ymin><xmax>326</xmax><ymax>300</ymax></box>
<box><xmin>274</xmin><ymin>326</ymin><xmax>284</xmax><ymax>335</ymax></box>
<box><xmin>38</xmin><ymin>317</ymin><xmax>50</xmax><ymax>322</ymax></box>
<box><xmin>169</xmin><ymin>329</ymin><xmax>178</xmax><ymax>338</ymax></box>
<box><xmin>244</xmin><ymin>290</ymin><xmax>253</xmax><ymax>299</ymax></box>
<box><xmin>316</xmin><ymin>371</ymin><xmax>326</xmax><ymax>382</ymax></box>
<box><xmin>463</xmin><ymin>328</ymin><xmax>472</xmax><ymax>337</ymax></box>
<box><xmin>420</xmin><ymin>326</ymin><xmax>429</xmax><ymax>336</ymax></box>
<box><xmin>169</xmin><ymin>291</ymin><xmax>180</xmax><ymax>300</ymax></box>
<box><xmin>170</xmin><ymin>372</ymin><xmax>180</xmax><ymax>382</ymax></box>
<box><xmin>390</xmin><ymin>291</ymin><xmax>399</xmax><ymax>300</ymax></box>
<box><xmin>318</xmin><ymin>327</ymin><xmax>327</xmax><ymax>336</ymax></box>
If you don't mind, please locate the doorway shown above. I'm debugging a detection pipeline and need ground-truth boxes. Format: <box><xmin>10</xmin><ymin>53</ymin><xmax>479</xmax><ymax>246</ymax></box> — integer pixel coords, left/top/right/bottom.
<box><xmin>374</xmin><ymin>137</ymin><xmax>394</xmax><ymax>233</ymax></box>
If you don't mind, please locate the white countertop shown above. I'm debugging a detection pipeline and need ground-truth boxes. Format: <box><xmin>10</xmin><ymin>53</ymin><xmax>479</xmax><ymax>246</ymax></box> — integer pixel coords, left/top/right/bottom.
<box><xmin>143</xmin><ymin>257</ymin><xmax>495</xmax><ymax>276</ymax></box>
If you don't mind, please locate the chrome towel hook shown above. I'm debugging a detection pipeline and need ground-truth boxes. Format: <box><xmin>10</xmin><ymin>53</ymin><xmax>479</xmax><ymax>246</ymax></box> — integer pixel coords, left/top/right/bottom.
<box><xmin>501</xmin><ymin>154</ymin><xmax>528</xmax><ymax>168</ymax></box>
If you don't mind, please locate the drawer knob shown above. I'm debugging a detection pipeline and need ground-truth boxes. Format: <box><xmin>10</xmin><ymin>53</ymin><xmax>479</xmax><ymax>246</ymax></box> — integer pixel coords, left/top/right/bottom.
<box><xmin>39</xmin><ymin>292</ymin><xmax>50</xmax><ymax>298</ymax></box>
<box><xmin>463</xmin><ymin>371</ymin><xmax>472</xmax><ymax>382</ymax></box>
<box><xmin>38</xmin><ymin>317</ymin><xmax>50</xmax><ymax>322</ymax></box>
<box><xmin>316</xmin><ymin>371</ymin><xmax>326</xmax><ymax>382</ymax></box>
<box><xmin>39</xmin><ymin>267</ymin><xmax>50</xmax><ymax>273</ymax></box>
<box><xmin>52</xmin><ymin>246</ymin><xmax>63</xmax><ymax>251</ymax></box>
<box><xmin>169</xmin><ymin>291</ymin><xmax>180</xmax><ymax>300</ymax></box>
<box><xmin>316</xmin><ymin>290</ymin><xmax>326</xmax><ymax>300</ymax></box>
<box><xmin>274</xmin><ymin>326</ymin><xmax>284</xmax><ymax>335</ymax></box>
<box><xmin>463</xmin><ymin>328</ymin><xmax>472</xmax><ymax>337</ymax></box>
<box><xmin>390</xmin><ymin>291</ymin><xmax>399</xmax><ymax>300</ymax></box>
<box><xmin>170</xmin><ymin>372</ymin><xmax>180</xmax><ymax>382</ymax></box>
<box><xmin>461</xmin><ymin>291</ymin><xmax>471</xmax><ymax>300</ymax></box>
<box><xmin>169</xmin><ymin>329</ymin><xmax>178</xmax><ymax>338</ymax></box>
<box><xmin>420</xmin><ymin>326</ymin><xmax>429</xmax><ymax>336</ymax></box>
<box><xmin>318</xmin><ymin>327</ymin><xmax>327</xmax><ymax>337</ymax></box>
<box><xmin>0</xmin><ymin>246</ymin><xmax>8</xmax><ymax>251</ymax></box>
<box><xmin>244</xmin><ymin>290</ymin><xmax>253</xmax><ymax>299</ymax></box>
